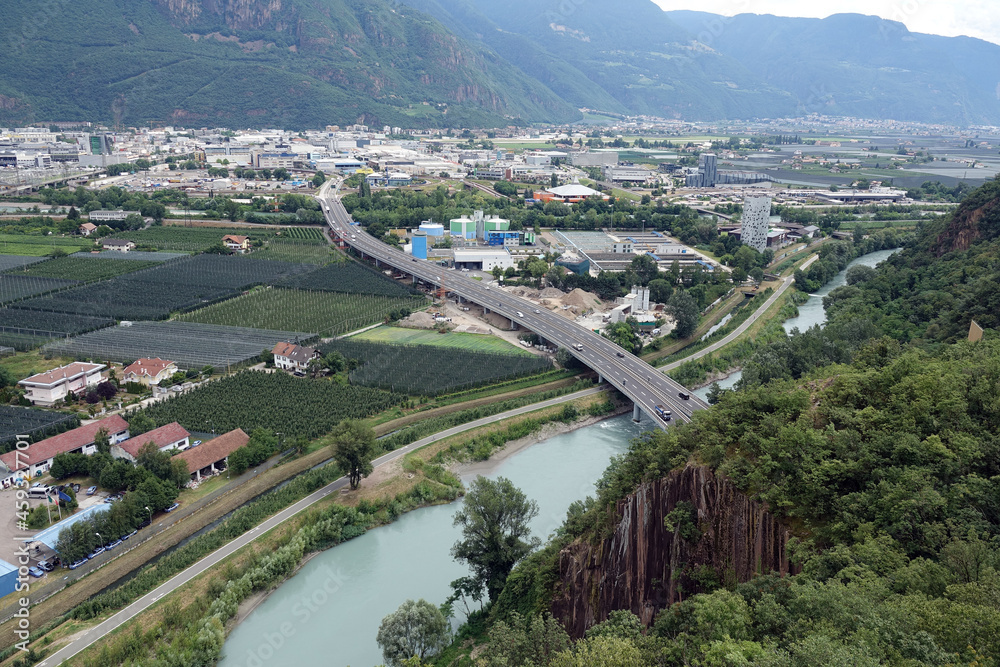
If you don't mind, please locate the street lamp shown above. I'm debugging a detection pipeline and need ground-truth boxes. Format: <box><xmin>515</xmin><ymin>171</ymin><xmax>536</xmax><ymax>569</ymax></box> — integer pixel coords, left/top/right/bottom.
<box><xmin>144</xmin><ymin>506</ymin><xmax>151</xmax><ymax>524</ymax></box>
<box><xmin>95</xmin><ymin>532</ymin><xmax>102</xmax><ymax>549</ymax></box>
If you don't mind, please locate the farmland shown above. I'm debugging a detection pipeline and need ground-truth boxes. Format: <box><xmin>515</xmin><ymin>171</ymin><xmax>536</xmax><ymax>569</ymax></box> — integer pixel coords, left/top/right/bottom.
<box><xmin>279</xmin><ymin>262</ymin><xmax>419</xmax><ymax>298</ymax></box>
<box><xmin>0</xmin><ymin>234</ymin><xmax>92</xmax><ymax>256</ymax></box>
<box><xmin>0</xmin><ymin>308</ymin><xmax>113</xmax><ymax>336</ymax></box>
<box><xmin>0</xmin><ymin>275</ymin><xmax>77</xmax><ymax>305</ymax></box>
<box><xmin>44</xmin><ymin>321</ymin><xmax>311</xmax><ymax>369</ymax></box>
<box><xmin>320</xmin><ymin>339</ymin><xmax>553</xmax><ymax>395</ymax></box>
<box><xmin>70</xmin><ymin>250</ymin><xmax>186</xmax><ymax>262</ymax></box>
<box><xmin>116</xmin><ymin>227</ymin><xmax>278</xmax><ymax>252</ymax></box>
<box><xmin>16</xmin><ymin>255</ymin><xmax>313</xmax><ymax>320</ymax></box>
<box><xmin>251</xmin><ymin>238</ymin><xmax>337</xmax><ymax>265</ymax></box>
<box><xmin>277</xmin><ymin>227</ymin><xmax>325</xmax><ymax>241</ymax></box>
<box><xmin>177</xmin><ymin>287</ymin><xmax>425</xmax><ymax>336</ymax></box>
<box><xmin>0</xmin><ymin>255</ymin><xmax>46</xmax><ymax>271</ymax></box>
<box><xmin>13</xmin><ymin>257</ymin><xmax>159</xmax><ymax>282</ymax></box>
<box><xmin>353</xmin><ymin>326</ymin><xmax>531</xmax><ymax>355</ymax></box>
<box><xmin>139</xmin><ymin>370</ymin><xmax>402</xmax><ymax>439</ymax></box>
<box><xmin>0</xmin><ymin>405</ymin><xmax>78</xmax><ymax>453</ymax></box>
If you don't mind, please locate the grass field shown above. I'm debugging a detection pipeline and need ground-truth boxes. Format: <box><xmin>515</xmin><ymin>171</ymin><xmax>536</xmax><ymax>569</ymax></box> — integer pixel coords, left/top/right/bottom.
<box><xmin>353</xmin><ymin>326</ymin><xmax>531</xmax><ymax>355</ymax></box>
<box><xmin>178</xmin><ymin>288</ymin><xmax>426</xmax><ymax>336</ymax></box>
<box><xmin>0</xmin><ymin>234</ymin><xmax>93</xmax><ymax>256</ymax></box>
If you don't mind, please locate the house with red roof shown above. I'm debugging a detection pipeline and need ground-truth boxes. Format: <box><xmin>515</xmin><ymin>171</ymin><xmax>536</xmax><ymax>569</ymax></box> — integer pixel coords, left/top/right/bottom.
<box><xmin>18</xmin><ymin>362</ymin><xmax>106</xmax><ymax>406</ymax></box>
<box><xmin>122</xmin><ymin>358</ymin><xmax>177</xmax><ymax>386</ymax></box>
<box><xmin>0</xmin><ymin>415</ymin><xmax>129</xmax><ymax>482</ymax></box>
<box><xmin>174</xmin><ymin>428</ymin><xmax>249</xmax><ymax>481</ymax></box>
<box><xmin>222</xmin><ymin>234</ymin><xmax>250</xmax><ymax>254</ymax></box>
<box><xmin>272</xmin><ymin>341</ymin><xmax>319</xmax><ymax>373</ymax></box>
<box><xmin>112</xmin><ymin>422</ymin><xmax>191</xmax><ymax>463</ymax></box>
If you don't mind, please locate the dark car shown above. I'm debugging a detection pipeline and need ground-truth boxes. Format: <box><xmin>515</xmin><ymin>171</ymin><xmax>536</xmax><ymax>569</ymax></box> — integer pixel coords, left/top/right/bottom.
<box><xmin>138</xmin><ymin>518</ymin><xmax>151</xmax><ymax>529</ymax></box>
<box><xmin>678</xmin><ymin>392</ymin><xmax>690</xmax><ymax>400</ymax></box>
<box><xmin>616</xmin><ymin>351</ymin><xmax>625</xmax><ymax>358</ymax></box>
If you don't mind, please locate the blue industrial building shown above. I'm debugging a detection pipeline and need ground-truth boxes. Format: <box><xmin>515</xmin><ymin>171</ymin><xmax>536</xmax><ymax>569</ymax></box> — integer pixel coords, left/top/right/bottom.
<box><xmin>0</xmin><ymin>559</ymin><xmax>17</xmax><ymax>598</ymax></box>
<box><xmin>411</xmin><ymin>232</ymin><xmax>428</xmax><ymax>259</ymax></box>
<box><xmin>486</xmin><ymin>230</ymin><xmax>521</xmax><ymax>246</ymax></box>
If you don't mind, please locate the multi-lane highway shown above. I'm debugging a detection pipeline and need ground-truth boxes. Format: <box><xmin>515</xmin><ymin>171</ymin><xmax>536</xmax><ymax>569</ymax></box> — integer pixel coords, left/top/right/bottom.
<box><xmin>317</xmin><ymin>185</ymin><xmax>709</xmax><ymax>427</ymax></box>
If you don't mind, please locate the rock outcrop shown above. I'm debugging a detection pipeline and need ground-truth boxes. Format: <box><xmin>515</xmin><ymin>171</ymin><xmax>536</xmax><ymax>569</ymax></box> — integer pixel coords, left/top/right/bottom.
<box><xmin>551</xmin><ymin>465</ymin><xmax>794</xmax><ymax>637</ymax></box>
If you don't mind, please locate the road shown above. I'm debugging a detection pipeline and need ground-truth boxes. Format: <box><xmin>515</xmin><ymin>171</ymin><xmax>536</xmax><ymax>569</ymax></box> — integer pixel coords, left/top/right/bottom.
<box><xmin>38</xmin><ymin>387</ymin><xmax>608</xmax><ymax>666</ymax></box>
<box><xmin>318</xmin><ymin>180</ymin><xmax>708</xmax><ymax>427</ymax></box>
<box><xmin>658</xmin><ymin>253</ymin><xmax>819</xmax><ymax>371</ymax></box>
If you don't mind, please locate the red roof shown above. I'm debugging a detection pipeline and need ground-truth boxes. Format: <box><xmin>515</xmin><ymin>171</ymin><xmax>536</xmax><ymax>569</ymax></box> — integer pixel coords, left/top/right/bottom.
<box><xmin>222</xmin><ymin>235</ymin><xmax>249</xmax><ymax>243</ymax></box>
<box><xmin>175</xmin><ymin>428</ymin><xmax>249</xmax><ymax>475</ymax></box>
<box><xmin>118</xmin><ymin>422</ymin><xmax>190</xmax><ymax>458</ymax></box>
<box><xmin>0</xmin><ymin>415</ymin><xmax>129</xmax><ymax>471</ymax></box>
<box><xmin>123</xmin><ymin>358</ymin><xmax>175</xmax><ymax>380</ymax></box>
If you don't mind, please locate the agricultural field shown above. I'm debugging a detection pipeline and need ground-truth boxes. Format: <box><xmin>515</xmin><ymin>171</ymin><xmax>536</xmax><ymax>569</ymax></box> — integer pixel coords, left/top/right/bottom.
<box><xmin>0</xmin><ymin>274</ymin><xmax>77</xmax><ymax>305</ymax></box>
<box><xmin>0</xmin><ymin>405</ymin><xmax>78</xmax><ymax>453</ymax></box>
<box><xmin>44</xmin><ymin>321</ymin><xmax>311</xmax><ymax>369</ymax></box>
<box><xmin>140</xmin><ymin>370</ymin><xmax>402</xmax><ymax>440</ymax></box>
<box><xmin>279</xmin><ymin>262</ymin><xmax>419</xmax><ymax>298</ymax></box>
<box><xmin>320</xmin><ymin>339</ymin><xmax>553</xmax><ymax>395</ymax></box>
<box><xmin>12</xmin><ymin>257</ymin><xmax>159</xmax><ymax>282</ymax></box>
<box><xmin>0</xmin><ymin>255</ymin><xmax>46</xmax><ymax>271</ymax></box>
<box><xmin>252</xmin><ymin>238</ymin><xmax>337</xmax><ymax>265</ymax></box>
<box><xmin>70</xmin><ymin>250</ymin><xmax>186</xmax><ymax>262</ymax></box>
<box><xmin>354</xmin><ymin>326</ymin><xmax>531</xmax><ymax>355</ymax></box>
<box><xmin>16</xmin><ymin>255</ymin><xmax>313</xmax><ymax>320</ymax></box>
<box><xmin>276</xmin><ymin>227</ymin><xmax>325</xmax><ymax>241</ymax></box>
<box><xmin>0</xmin><ymin>308</ymin><xmax>113</xmax><ymax>336</ymax></box>
<box><xmin>116</xmin><ymin>226</ymin><xmax>278</xmax><ymax>252</ymax></box>
<box><xmin>178</xmin><ymin>288</ymin><xmax>424</xmax><ymax>336</ymax></box>
<box><xmin>0</xmin><ymin>234</ymin><xmax>93</xmax><ymax>256</ymax></box>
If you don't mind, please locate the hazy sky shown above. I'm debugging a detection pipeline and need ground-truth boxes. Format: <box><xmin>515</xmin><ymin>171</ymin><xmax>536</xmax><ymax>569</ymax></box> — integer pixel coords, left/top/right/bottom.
<box><xmin>652</xmin><ymin>0</ymin><xmax>1000</xmax><ymax>45</ymax></box>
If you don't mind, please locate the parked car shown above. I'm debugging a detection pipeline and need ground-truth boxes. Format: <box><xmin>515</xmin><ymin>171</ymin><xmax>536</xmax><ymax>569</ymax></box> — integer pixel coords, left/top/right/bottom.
<box><xmin>191</xmin><ymin>440</ymin><xmax>202</xmax><ymax>447</ymax></box>
<box><xmin>138</xmin><ymin>519</ymin><xmax>151</xmax><ymax>529</ymax></box>
<box><xmin>122</xmin><ymin>529</ymin><xmax>137</xmax><ymax>540</ymax></box>
<box><xmin>72</xmin><ymin>483</ymin><xmax>81</xmax><ymax>493</ymax></box>
<box><xmin>86</xmin><ymin>486</ymin><xmax>97</xmax><ymax>496</ymax></box>
<box><xmin>68</xmin><ymin>559</ymin><xmax>87</xmax><ymax>570</ymax></box>
<box><xmin>89</xmin><ymin>546</ymin><xmax>105</xmax><ymax>558</ymax></box>
<box><xmin>28</xmin><ymin>566</ymin><xmax>44</xmax><ymax>578</ymax></box>
<box><xmin>106</xmin><ymin>539</ymin><xmax>122</xmax><ymax>550</ymax></box>
<box><xmin>165</xmin><ymin>502</ymin><xmax>180</xmax><ymax>512</ymax></box>
<box><xmin>37</xmin><ymin>560</ymin><xmax>54</xmax><ymax>572</ymax></box>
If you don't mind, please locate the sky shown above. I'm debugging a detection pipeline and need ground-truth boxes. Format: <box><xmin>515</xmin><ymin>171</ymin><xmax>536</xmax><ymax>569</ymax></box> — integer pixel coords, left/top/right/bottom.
<box><xmin>652</xmin><ymin>0</ymin><xmax>1000</xmax><ymax>45</ymax></box>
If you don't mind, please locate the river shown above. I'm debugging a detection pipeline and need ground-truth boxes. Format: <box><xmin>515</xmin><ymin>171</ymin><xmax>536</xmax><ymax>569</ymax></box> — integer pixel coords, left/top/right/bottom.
<box><xmin>782</xmin><ymin>248</ymin><xmax>899</xmax><ymax>333</ymax></box>
<box><xmin>220</xmin><ymin>415</ymin><xmax>649</xmax><ymax>667</ymax></box>
<box><xmin>693</xmin><ymin>247</ymin><xmax>901</xmax><ymax>401</ymax></box>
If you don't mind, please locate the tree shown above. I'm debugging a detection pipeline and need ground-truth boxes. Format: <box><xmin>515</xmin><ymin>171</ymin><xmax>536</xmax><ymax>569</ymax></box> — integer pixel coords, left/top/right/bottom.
<box><xmin>94</xmin><ymin>428</ymin><xmax>111</xmax><ymax>455</ymax></box>
<box><xmin>330</xmin><ymin>420</ymin><xmax>377</xmax><ymax>490</ymax></box>
<box><xmin>312</xmin><ymin>171</ymin><xmax>327</xmax><ymax>188</ymax></box>
<box><xmin>628</xmin><ymin>254</ymin><xmax>659</xmax><ymax>286</ymax></box>
<box><xmin>648</xmin><ymin>278</ymin><xmax>674</xmax><ymax>305</ymax></box>
<box><xmin>667</xmin><ymin>291</ymin><xmax>699</xmax><ymax>339</ymax></box>
<box><xmin>129</xmin><ymin>412</ymin><xmax>156</xmax><ymax>436</ymax></box>
<box><xmin>67</xmin><ymin>206</ymin><xmax>80</xmax><ymax>221</ymax></box>
<box><xmin>376</xmin><ymin>599</ymin><xmax>450</xmax><ymax>666</ymax></box>
<box><xmin>273</xmin><ymin>168</ymin><xmax>290</xmax><ymax>181</ymax></box>
<box><xmin>451</xmin><ymin>476</ymin><xmax>540</xmax><ymax>601</ymax></box>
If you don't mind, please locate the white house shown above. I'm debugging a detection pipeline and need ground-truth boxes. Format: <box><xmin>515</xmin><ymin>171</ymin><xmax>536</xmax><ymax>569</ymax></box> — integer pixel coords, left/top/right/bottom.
<box><xmin>112</xmin><ymin>422</ymin><xmax>191</xmax><ymax>462</ymax></box>
<box><xmin>272</xmin><ymin>341</ymin><xmax>319</xmax><ymax>373</ymax></box>
<box><xmin>122</xmin><ymin>358</ymin><xmax>177</xmax><ymax>386</ymax></box>
<box><xmin>19</xmin><ymin>362</ymin><xmax>106</xmax><ymax>406</ymax></box>
<box><xmin>0</xmin><ymin>415</ymin><xmax>130</xmax><ymax>483</ymax></box>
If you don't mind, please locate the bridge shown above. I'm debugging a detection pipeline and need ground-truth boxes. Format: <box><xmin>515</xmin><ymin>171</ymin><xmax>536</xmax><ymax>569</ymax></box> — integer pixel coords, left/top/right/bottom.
<box><xmin>317</xmin><ymin>184</ymin><xmax>710</xmax><ymax>428</ymax></box>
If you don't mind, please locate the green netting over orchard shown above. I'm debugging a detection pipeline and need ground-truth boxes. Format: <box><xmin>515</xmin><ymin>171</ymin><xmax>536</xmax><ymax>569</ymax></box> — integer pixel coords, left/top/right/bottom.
<box><xmin>0</xmin><ymin>406</ymin><xmax>78</xmax><ymax>453</ymax></box>
<box><xmin>278</xmin><ymin>262</ymin><xmax>420</xmax><ymax>298</ymax></box>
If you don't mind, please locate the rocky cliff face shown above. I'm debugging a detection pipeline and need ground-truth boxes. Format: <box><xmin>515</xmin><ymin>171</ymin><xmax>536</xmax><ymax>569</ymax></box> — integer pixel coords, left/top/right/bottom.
<box><xmin>551</xmin><ymin>465</ymin><xmax>794</xmax><ymax>637</ymax></box>
<box><xmin>931</xmin><ymin>180</ymin><xmax>1000</xmax><ymax>255</ymax></box>
<box><xmin>154</xmin><ymin>0</ymin><xmax>284</xmax><ymax>30</ymax></box>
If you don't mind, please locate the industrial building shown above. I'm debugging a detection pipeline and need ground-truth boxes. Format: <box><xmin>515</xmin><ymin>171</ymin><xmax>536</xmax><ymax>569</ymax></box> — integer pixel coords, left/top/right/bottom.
<box><xmin>602</xmin><ymin>164</ymin><xmax>656</xmax><ymax>183</ymax></box>
<box><xmin>453</xmin><ymin>248</ymin><xmax>514</xmax><ymax>271</ymax></box>
<box><xmin>685</xmin><ymin>153</ymin><xmax>776</xmax><ymax>188</ymax></box>
<box><xmin>0</xmin><ymin>559</ymin><xmax>17</xmax><ymax>599</ymax></box>
<box><xmin>568</xmin><ymin>151</ymin><xmax>618</xmax><ymax>167</ymax></box>
<box><xmin>411</xmin><ymin>230</ymin><xmax>429</xmax><ymax>259</ymax></box>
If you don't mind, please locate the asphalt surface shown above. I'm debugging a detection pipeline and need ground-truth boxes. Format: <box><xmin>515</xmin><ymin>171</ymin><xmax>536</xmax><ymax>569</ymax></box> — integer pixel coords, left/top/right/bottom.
<box><xmin>38</xmin><ymin>387</ymin><xmax>606</xmax><ymax>667</ymax></box>
<box><xmin>319</xmin><ymin>180</ymin><xmax>708</xmax><ymax>426</ymax></box>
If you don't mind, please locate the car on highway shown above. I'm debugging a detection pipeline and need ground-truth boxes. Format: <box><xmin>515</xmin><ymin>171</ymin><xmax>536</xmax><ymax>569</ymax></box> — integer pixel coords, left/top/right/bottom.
<box><xmin>28</xmin><ymin>566</ymin><xmax>44</xmax><ymax>578</ymax></box>
<box><xmin>678</xmin><ymin>392</ymin><xmax>690</xmax><ymax>400</ymax></box>
<box><xmin>534</xmin><ymin>309</ymin><xmax>540</xmax><ymax>313</ymax></box>
<box><xmin>516</xmin><ymin>311</ymin><xmax>524</xmax><ymax>318</ymax></box>
<box><xmin>616</xmin><ymin>351</ymin><xmax>625</xmax><ymax>358</ymax></box>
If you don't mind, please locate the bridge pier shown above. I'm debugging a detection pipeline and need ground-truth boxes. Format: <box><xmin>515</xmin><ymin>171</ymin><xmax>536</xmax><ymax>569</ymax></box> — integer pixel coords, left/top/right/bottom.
<box><xmin>597</xmin><ymin>374</ymin><xmax>604</xmax><ymax>384</ymax></box>
<box><xmin>632</xmin><ymin>403</ymin><xmax>641</xmax><ymax>423</ymax></box>
<box><xmin>510</xmin><ymin>318</ymin><xmax>516</xmax><ymax>329</ymax></box>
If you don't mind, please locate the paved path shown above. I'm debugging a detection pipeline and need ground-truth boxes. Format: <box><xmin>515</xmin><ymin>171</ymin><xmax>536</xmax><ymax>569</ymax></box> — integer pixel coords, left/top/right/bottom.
<box><xmin>659</xmin><ymin>253</ymin><xmax>819</xmax><ymax>372</ymax></box>
<box><xmin>38</xmin><ymin>387</ymin><xmax>605</xmax><ymax>666</ymax></box>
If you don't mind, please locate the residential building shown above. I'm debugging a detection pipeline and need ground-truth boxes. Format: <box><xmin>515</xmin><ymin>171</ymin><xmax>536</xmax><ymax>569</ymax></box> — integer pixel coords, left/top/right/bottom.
<box><xmin>0</xmin><ymin>415</ymin><xmax>130</xmax><ymax>481</ymax></box>
<box><xmin>272</xmin><ymin>341</ymin><xmax>320</xmax><ymax>373</ymax></box>
<box><xmin>222</xmin><ymin>235</ymin><xmax>250</xmax><ymax>253</ymax></box>
<box><xmin>254</xmin><ymin>152</ymin><xmax>297</xmax><ymax>169</ymax></box>
<box><xmin>79</xmin><ymin>222</ymin><xmax>98</xmax><ymax>236</ymax></box>
<box><xmin>101</xmin><ymin>239</ymin><xmax>136</xmax><ymax>252</ymax></box>
<box><xmin>112</xmin><ymin>422</ymin><xmax>190</xmax><ymax>462</ymax></box>
<box><xmin>175</xmin><ymin>428</ymin><xmax>250</xmax><ymax>481</ymax></box>
<box><xmin>19</xmin><ymin>362</ymin><xmax>106</xmax><ymax>406</ymax></box>
<box><xmin>122</xmin><ymin>358</ymin><xmax>177</xmax><ymax>386</ymax></box>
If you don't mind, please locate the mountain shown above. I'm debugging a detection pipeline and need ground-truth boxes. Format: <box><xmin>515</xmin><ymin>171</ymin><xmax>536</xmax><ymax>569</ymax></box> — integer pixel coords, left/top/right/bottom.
<box><xmin>399</xmin><ymin>0</ymin><xmax>798</xmax><ymax>120</ymax></box>
<box><xmin>0</xmin><ymin>0</ymin><xmax>579</xmax><ymax>128</ymax></box>
<box><xmin>666</xmin><ymin>11</ymin><xmax>1000</xmax><ymax>125</ymax></box>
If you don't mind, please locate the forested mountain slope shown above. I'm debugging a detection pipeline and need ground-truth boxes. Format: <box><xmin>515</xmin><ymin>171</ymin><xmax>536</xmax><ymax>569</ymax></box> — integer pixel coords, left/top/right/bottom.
<box><xmin>0</xmin><ymin>0</ymin><xmax>578</xmax><ymax>128</ymax></box>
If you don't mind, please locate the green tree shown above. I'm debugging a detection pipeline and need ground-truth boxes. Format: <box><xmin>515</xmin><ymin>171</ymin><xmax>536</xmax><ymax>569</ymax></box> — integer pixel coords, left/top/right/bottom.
<box><xmin>94</xmin><ymin>428</ymin><xmax>111</xmax><ymax>455</ymax></box>
<box><xmin>129</xmin><ymin>412</ymin><xmax>156</xmax><ymax>436</ymax></box>
<box><xmin>648</xmin><ymin>278</ymin><xmax>673</xmax><ymax>304</ymax></box>
<box><xmin>330</xmin><ymin>420</ymin><xmax>377</xmax><ymax>490</ymax></box>
<box><xmin>312</xmin><ymin>171</ymin><xmax>327</xmax><ymax>188</ymax></box>
<box><xmin>629</xmin><ymin>254</ymin><xmax>659</xmax><ymax>286</ymax></box>
<box><xmin>667</xmin><ymin>291</ymin><xmax>699</xmax><ymax>338</ymax></box>
<box><xmin>376</xmin><ymin>599</ymin><xmax>449</xmax><ymax>666</ymax></box>
<box><xmin>451</xmin><ymin>476</ymin><xmax>540</xmax><ymax>601</ymax></box>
